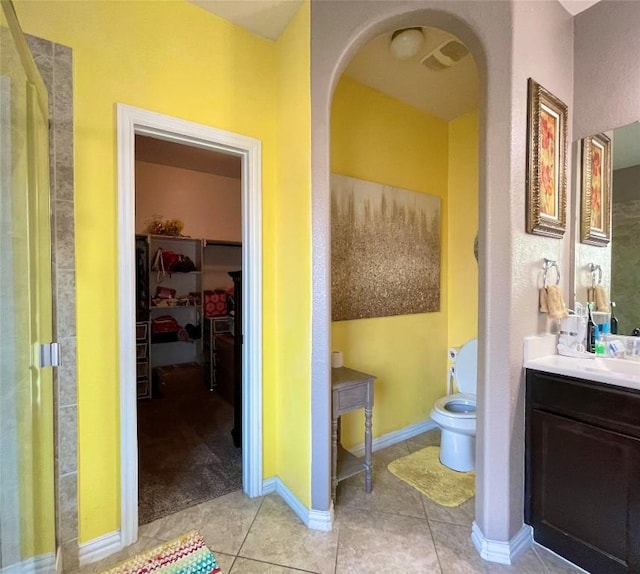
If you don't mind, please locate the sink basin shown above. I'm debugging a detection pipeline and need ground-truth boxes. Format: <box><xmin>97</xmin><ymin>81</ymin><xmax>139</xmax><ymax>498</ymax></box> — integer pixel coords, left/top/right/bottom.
<box><xmin>582</xmin><ymin>357</ymin><xmax>640</xmax><ymax>377</ymax></box>
<box><xmin>524</xmin><ymin>352</ymin><xmax>640</xmax><ymax>392</ymax></box>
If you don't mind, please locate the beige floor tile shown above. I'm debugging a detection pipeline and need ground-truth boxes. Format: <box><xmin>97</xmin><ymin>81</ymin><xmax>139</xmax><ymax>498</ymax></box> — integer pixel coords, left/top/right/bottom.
<box><xmin>214</xmin><ymin>551</ymin><xmax>237</xmax><ymax>573</ymax></box>
<box><xmin>230</xmin><ymin>557</ymin><xmax>318</xmax><ymax>573</ymax></box>
<box><xmin>429</xmin><ymin>521</ymin><xmax>548</xmax><ymax>574</ymax></box>
<box><xmin>423</xmin><ymin>495</ymin><xmax>476</xmax><ymax>526</ymax></box>
<box><xmin>77</xmin><ymin>431</ymin><xmax>586</xmax><ymax>574</ymax></box>
<box><xmin>334</xmin><ymin>507</ymin><xmax>440</xmax><ymax>573</ymax></box>
<box><xmin>239</xmin><ymin>495</ymin><xmax>339</xmax><ymax>574</ymax></box>
<box><xmin>532</xmin><ymin>544</ymin><xmax>588</xmax><ymax>573</ymax></box>
<box><xmin>336</xmin><ymin>468</ymin><xmax>427</xmax><ymax>519</ymax></box>
<box><xmin>154</xmin><ymin>490</ymin><xmax>264</xmax><ymax>555</ymax></box>
<box><xmin>370</xmin><ymin>441</ymin><xmax>411</xmax><ymax>465</ymax></box>
<box><xmin>405</xmin><ymin>429</ymin><xmax>442</xmax><ymax>453</ymax></box>
<box><xmin>338</xmin><ymin>435</ymin><xmax>471</xmax><ymax>523</ymax></box>
<box><xmin>138</xmin><ymin>516</ymin><xmax>168</xmax><ymax>539</ymax></box>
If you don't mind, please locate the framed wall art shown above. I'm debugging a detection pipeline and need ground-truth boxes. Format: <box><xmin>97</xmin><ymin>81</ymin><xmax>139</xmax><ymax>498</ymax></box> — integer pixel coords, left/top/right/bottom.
<box><xmin>525</xmin><ymin>78</ymin><xmax>568</xmax><ymax>238</ymax></box>
<box><xmin>580</xmin><ymin>132</ymin><xmax>612</xmax><ymax>246</ymax></box>
<box><xmin>331</xmin><ymin>174</ymin><xmax>441</xmax><ymax>321</ymax></box>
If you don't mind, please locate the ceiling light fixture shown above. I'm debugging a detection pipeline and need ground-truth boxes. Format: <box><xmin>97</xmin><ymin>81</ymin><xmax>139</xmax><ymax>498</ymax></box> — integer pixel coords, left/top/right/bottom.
<box><xmin>389</xmin><ymin>27</ymin><xmax>425</xmax><ymax>60</ymax></box>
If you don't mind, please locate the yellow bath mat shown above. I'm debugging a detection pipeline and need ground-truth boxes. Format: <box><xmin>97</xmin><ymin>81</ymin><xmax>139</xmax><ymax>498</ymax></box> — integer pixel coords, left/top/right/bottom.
<box><xmin>388</xmin><ymin>446</ymin><xmax>475</xmax><ymax>507</ymax></box>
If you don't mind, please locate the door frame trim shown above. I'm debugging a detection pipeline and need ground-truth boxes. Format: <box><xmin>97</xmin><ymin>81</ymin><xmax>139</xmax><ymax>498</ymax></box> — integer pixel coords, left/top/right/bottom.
<box><xmin>117</xmin><ymin>104</ymin><xmax>263</xmax><ymax>546</ymax></box>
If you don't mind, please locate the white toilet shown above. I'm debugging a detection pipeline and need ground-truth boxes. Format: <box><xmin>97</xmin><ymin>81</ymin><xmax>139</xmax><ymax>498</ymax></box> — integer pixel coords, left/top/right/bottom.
<box><xmin>430</xmin><ymin>338</ymin><xmax>477</xmax><ymax>472</ymax></box>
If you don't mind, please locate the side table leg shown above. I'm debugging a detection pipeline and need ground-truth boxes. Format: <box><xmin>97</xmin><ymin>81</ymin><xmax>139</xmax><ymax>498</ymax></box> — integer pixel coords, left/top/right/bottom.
<box><xmin>364</xmin><ymin>405</ymin><xmax>373</xmax><ymax>494</ymax></box>
<box><xmin>331</xmin><ymin>416</ymin><xmax>338</xmax><ymax>502</ymax></box>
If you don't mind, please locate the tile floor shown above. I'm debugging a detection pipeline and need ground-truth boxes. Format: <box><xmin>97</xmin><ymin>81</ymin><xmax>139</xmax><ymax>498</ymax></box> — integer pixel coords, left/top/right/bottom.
<box><xmin>77</xmin><ymin>430</ymin><xmax>585</xmax><ymax>574</ymax></box>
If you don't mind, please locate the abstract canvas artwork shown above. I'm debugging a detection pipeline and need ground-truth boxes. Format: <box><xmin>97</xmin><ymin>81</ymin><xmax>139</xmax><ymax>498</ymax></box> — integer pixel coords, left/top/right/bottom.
<box><xmin>331</xmin><ymin>174</ymin><xmax>441</xmax><ymax>321</ymax></box>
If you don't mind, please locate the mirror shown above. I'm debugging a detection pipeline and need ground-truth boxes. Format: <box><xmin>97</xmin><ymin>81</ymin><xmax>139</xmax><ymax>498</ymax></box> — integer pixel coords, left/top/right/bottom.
<box><xmin>575</xmin><ymin>121</ymin><xmax>640</xmax><ymax>335</ymax></box>
<box><xmin>610</xmin><ymin>122</ymin><xmax>640</xmax><ymax>335</ymax></box>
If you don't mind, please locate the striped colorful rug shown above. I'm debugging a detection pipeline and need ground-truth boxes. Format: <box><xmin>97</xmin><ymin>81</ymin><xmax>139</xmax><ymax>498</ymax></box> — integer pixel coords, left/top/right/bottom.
<box><xmin>101</xmin><ymin>530</ymin><xmax>221</xmax><ymax>574</ymax></box>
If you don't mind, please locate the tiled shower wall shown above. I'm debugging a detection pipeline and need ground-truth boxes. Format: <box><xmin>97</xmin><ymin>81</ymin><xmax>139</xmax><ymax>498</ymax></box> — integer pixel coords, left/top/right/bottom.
<box><xmin>26</xmin><ymin>34</ymin><xmax>78</xmax><ymax>571</ymax></box>
<box><xmin>611</xmin><ymin>197</ymin><xmax>640</xmax><ymax>335</ymax></box>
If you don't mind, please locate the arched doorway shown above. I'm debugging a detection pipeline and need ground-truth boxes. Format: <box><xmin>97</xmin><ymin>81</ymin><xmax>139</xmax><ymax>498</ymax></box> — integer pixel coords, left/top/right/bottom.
<box><xmin>310</xmin><ymin>2</ymin><xmax>530</xmax><ymax>563</ymax></box>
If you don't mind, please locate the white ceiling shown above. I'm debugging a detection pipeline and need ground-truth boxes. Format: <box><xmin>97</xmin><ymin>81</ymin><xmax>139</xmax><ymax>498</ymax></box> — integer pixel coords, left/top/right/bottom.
<box><xmin>344</xmin><ymin>27</ymin><xmax>478</xmax><ymax>121</ymax></box>
<box><xmin>136</xmin><ymin>135</ymin><xmax>241</xmax><ymax>179</ymax></box>
<box><xmin>557</xmin><ymin>0</ymin><xmax>602</xmax><ymax>15</ymax></box>
<box><xmin>188</xmin><ymin>0</ymin><xmax>303</xmax><ymax>41</ymax></box>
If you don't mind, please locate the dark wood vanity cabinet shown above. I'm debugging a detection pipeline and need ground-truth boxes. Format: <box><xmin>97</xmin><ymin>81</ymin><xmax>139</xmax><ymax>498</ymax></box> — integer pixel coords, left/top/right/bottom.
<box><xmin>525</xmin><ymin>370</ymin><xmax>640</xmax><ymax>574</ymax></box>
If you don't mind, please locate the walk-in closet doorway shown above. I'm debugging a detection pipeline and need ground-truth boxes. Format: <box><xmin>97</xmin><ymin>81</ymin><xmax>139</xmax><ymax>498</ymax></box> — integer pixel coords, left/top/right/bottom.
<box><xmin>117</xmin><ymin>105</ymin><xmax>264</xmax><ymax>546</ymax></box>
<box><xmin>135</xmin><ymin>135</ymin><xmax>246</xmax><ymax>525</ymax></box>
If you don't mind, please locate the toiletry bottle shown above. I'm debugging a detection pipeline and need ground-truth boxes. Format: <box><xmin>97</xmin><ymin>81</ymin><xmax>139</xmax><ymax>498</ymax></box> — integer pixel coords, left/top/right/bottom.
<box><xmin>594</xmin><ymin>325</ymin><xmax>606</xmax><ymax>356</ymax></box>
<box><xmin>610</xmin><ymin>302</ymin><xmax>618</xmax><ymax>335</ymax></box>
<box><xmin>587</xmin><ymin>303</ymin><xmax>596</xmax><ymax>353</ymax></box>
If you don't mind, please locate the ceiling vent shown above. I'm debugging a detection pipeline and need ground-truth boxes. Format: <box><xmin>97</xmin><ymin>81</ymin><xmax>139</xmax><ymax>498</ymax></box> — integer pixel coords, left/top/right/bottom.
<box><xmin>420</xmin><ymin>39</ymin><xmax>469</xmax><ymax>71</ymax></box>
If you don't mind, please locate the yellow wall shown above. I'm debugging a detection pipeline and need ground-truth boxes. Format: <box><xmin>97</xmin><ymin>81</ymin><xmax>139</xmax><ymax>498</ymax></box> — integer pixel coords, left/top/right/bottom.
<box><xmin>330</xmin><ymin>77</ymin><xmax>450</xmax><ymax>445</ymax></box>
<box><xmin>16</xmin><ymin>0</ymin><xmax>281</xmax><ymax>542</ymax></box>
<box><xmin>447</xmin><ymin>112</ymin><xmax>479</xmax><ymax>350</ymax></box>
<box><xmin>274</xmin><ymin>2</ymin><xmax>311</xmax><ymax>505</ymax></box>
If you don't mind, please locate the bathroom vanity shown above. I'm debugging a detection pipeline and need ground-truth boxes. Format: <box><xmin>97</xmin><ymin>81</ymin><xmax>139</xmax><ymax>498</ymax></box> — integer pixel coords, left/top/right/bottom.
<box><xmin>524</xmin><ymin>357</ymin><xmax>640</xmax><ymax>574</ymax></box>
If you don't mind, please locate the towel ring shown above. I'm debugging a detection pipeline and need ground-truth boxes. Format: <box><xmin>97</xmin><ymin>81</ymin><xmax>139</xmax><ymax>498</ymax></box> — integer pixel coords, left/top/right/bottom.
<box><xmin>542</xmin><ymin>258</ymin><xmax>560</xmax><ymax>288</ymax></box>
<box><xmin>588</xmin><ymin>263</ymin><xmax>602</xmax><ymax>287</ymax></box>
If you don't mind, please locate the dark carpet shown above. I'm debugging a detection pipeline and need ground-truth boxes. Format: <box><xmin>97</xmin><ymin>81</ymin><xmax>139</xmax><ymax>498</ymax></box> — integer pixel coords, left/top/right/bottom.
<box><xmin>137</xmin><ymin>382</ymin><xmax>242</xmax><ymax>525</ymax></box>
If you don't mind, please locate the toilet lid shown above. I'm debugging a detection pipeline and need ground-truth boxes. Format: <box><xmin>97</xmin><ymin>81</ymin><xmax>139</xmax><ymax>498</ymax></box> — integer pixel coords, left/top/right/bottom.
<box><xmin>455</xmin><ymin>338</ymin><xmax>477</xmax><ymax>394</ymax></box>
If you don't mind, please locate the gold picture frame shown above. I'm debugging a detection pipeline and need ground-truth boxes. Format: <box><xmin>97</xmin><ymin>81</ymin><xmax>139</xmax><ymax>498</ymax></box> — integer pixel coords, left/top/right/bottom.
<box><xmin>525</xmin><ymin>78</ymin><xmax>568</xmax><ymax>238</ymax></box>
<box><xmin>580</xmin><ymin>133</ymin><xmax>612</xmax><ymax>246</ymax></box>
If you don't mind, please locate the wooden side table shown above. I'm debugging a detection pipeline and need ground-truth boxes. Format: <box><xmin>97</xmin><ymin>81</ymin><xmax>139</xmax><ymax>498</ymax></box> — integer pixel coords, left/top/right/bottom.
<box><xmin>331</xmin><ymin>366</ymin><xmax>375</xmax><ymax>502</ymax></box>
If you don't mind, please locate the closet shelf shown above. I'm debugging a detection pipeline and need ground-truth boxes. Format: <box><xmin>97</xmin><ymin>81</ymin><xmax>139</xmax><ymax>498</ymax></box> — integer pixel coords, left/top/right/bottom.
<box><xmin>151</xmin><ymin>333</ymin><xmax>199</xmax><ymax>344</ymax></box>
<box><xmin>146</xmin><ymin>234</ymin><xmax>201</xmax><ymax>244</ymax></box>
<box><xmin>204</xmin><ymin>239</ymin><xmax>242</xmax><ymax>248</ymax></box>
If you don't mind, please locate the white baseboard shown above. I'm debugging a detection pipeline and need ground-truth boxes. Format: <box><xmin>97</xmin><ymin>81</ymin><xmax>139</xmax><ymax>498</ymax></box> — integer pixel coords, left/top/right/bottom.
<box><xmin>1</xmin><ymin>552</ymin><xmax>55</xmax><ymax>574</ymax></box>
<box><xmin>471</xmin><ymin>522</ymin><xmax>532</xmax><ymax>564</ymax></box>
<box><xmin>262</xmin><ymin>476</ymin><xmax>277</xmax><ymax>495</ymax></box>
<box><xmin>349</xmin><ymin>418</ymin><xmax>438</xmax><ymax>458</ymax></box>
<box><xmin>33</xmin><ymin>553</ymin><xmax>55</xmax><ymax>574</ymax></box>
<box><xmin>78</xmin><ymin>530</ymin><xmax>122</xmax><ymax>566</ymax></box>
<box><xmin>262</xmin><ymin>477</ymin><xmax>334</xmax><ymax>531</ymax></box>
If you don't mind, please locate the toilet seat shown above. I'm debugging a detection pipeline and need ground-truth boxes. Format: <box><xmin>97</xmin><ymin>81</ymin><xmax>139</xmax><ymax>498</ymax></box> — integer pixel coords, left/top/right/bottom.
<box><xmin>454</xmin><ymin>339</ymin><xmax>477</xmax><ymax>395</ymax></box>
<box><xmin>433</xmin><ymin>392</ymin><xmax>476</xmax><ymax>418</ymax></box>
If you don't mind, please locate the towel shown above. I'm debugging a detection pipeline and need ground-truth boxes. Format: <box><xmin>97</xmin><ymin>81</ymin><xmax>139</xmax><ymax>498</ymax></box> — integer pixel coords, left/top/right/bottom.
<box><xmin>594</xmin><ymin>284</ymin><xmax>609</xmax><ymax>312</ymax></box>
<box><xmin>539</xmin><ymin>288</ymin><xmax>549</xmax><ymax>313</ymax></box>
<box><xmin>545</xmin><ymin>285</ymin><xmax>568</xmax><ymax>319</ymax></box>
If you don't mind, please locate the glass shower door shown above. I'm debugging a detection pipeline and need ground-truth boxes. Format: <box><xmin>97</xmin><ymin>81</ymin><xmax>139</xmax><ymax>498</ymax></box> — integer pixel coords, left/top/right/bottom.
<box><xmin>1</xmin><ymin>1</ymin><xmax>56</xmax><ymax>571</ymax></box>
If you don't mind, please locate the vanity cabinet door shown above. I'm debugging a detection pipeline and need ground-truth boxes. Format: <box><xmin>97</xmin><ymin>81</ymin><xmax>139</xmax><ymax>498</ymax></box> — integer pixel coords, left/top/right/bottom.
<box><xmin>527</xmin><ymin>408</ymin><xmax>640</xmax><ymax>574</ymax></box>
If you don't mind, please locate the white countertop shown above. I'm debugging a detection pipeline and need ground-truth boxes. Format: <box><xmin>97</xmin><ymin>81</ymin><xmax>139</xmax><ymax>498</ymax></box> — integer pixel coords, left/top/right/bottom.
<box><xmin>524</xmin><ymin>354</ymin><xmax>640</xmax><ymax>392</ymax></box>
